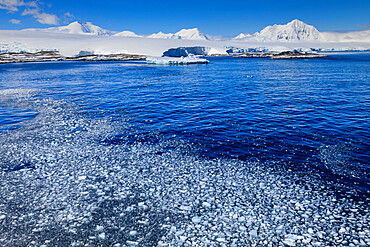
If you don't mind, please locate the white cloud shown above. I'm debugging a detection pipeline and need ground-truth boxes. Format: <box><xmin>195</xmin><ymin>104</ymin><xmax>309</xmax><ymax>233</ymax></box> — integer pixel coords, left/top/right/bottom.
<box><xmin>1</xmin><ymin>0</ymin><xmax>59</xmax><ymax>25</ymax></box>
<box><xmin>22</xmin><ymin>7</ymin><xmax>59</xmax><ymax>25</ymax></box>
<box><xmin>64</xmin><ymin>12</ymin><xmax>74</xmax><ymax>18</ymax></box>
<box><xmin>0</xmin><ymin>0</ymin><xmax>35</xmax><ymax>12</ymax></box>
<box><xmin>63</xmin><ymin>12</ymin><xmax>75</xmax><ymax>23</ymax></box>
<box><xmin>35</xmin><ymin>12</ymin><xmax>58</xmax><ymax>25</ymax></box>
<box><xmin>21</xmin><ymin>7</ymin><xmax>37</xmax><ymax>15</ymax></box>
<box><xmin>9</xmin><ymin>18</ymin><xmax>21</xmax><ymax>24</ymax></box>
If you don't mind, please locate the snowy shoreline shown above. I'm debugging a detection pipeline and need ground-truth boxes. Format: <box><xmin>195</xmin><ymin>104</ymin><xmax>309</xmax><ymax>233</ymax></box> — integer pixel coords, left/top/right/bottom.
<box><xmin>1</xmin><ymin>19</ymin><xmax>369</xmax><ymax>62</ymax></box>
<box><xmin>0</xmin><ymin>51</ymin><xmax>146</xmax><ymax>64</ymax></box>
<box><xmin>0</xmin><ymin>51</ymin><xmax>329</xmax><ymax>64</ymax></box>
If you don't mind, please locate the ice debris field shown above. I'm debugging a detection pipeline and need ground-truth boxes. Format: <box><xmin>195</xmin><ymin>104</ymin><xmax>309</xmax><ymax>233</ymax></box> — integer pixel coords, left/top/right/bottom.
<box><xmin>146</xmin><ymin>56</ymin><xmax>209</xmax><ymax>65</ymax></box>
<box><xmin>0</xmin><ymin>88</ymin><xmax>369</xmax><ymax>247</ymax></box>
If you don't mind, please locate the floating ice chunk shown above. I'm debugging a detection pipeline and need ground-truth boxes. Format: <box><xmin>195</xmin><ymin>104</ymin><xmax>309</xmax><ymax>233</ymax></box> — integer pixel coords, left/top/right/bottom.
<box><xmin>175</xmin><ymin>230</ymin><xmax>185</xmax><ymax>236</ymax></box>
<box><xmin>146</xmin><ymin>55</ymin><xmax>209</xmax><ymax>65</ymax></box>
<box><xmin>238</xmin><ymin>216</ymin><xmax>246</xmax><ymax>223</ymax></box>
<box><xmin>129</xmin><ymin>230</ymin><xmax>138</xmax><ymax>236</ymax></box>
<box><xmin>282</xmin><ymin>239</ymin><xmax>296</xmax><ymax>246</ymax></box>
<box><xmin>126</xmin><ymin>240</ymin><xmax>139</xmax><ymax>245</ymax></box>
<box><xmin>239</xmin><ymin>225</ymin><xmax>247</xmax><ymax>231</ymax></box>
<box><xmin>216</xmin><ymin>238</ymin><xmax>226</xmax><ymax>243</ymax></box>
<box><xmin>138</xmin><ymin>202</ymin><xmax>148</xmax><ymax>210</ymax></box>
<box><xmin>96</xmin><ymin>225</ymin><xmax>104</xmax><ymax>231</ymax></box>
<box><xmin>0</xmin><ymin>215</ymin><xmax>5</xmax><ymax>220</ymax></box>
<box><xmin>283</xmin><ymin>234</ymin><xmax>300</xmax><ymax>246</ymax></box>
<box><xmin>192</xmin><ymin>216</ymin><xmax>202</xmax><ymax>224</ymax></box>
<box><xmin>98</xmin><ymin>232</ymin><xmax>106</xmax><ymax>239</ymax></box>
<box><xmin>179</xmin><ymin>236</ymin><xmax>187</xmax><ymax>243</ymax></box>
<box><xmin>250</xmin><ymin>230</ymin><xmax>258</xmax><ymax>238</ymax></box>
<box><xmin>202</xmin><ymin>202</ymin><xmax>211</xmax><ymax>208</ymax></box>
<box><xmin>179</xmin><ymin>205</ymin><xmax>192</xmax><ymax>211</ymax></box>
<box><xmin>137</xmin><ymin>219</ymin><xmax>149</xmax><ymax>225</ymax></box>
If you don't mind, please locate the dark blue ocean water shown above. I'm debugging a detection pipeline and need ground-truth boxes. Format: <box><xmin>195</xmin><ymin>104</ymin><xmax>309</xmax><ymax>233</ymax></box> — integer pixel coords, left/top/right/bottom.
<box><xmin>0</xmin><ymin>53</ymin><xmax>369</xmax><ymax>246</ymax></box>
<box><xmin>0</xmin><ymin>53</ymin><xmax>369</xmax><ymax>191</ymax></box>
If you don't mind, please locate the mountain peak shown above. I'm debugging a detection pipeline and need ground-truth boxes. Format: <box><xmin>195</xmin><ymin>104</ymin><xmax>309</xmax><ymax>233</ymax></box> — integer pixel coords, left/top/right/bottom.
<box><xmin>288</xmin><ymin>19</ymin><xmax>303</xmax><ymax>24</ymax></box>
<box><xmin>147</xmin><ymin>28</ymin><xmax>208</xmax><ymax>40</ymax></box>
<box><xmin>175</xmin><ymin>28</ymin><xmax>208</xmax><ymax>40</ymax></box>
<box><xmin>22</xmin><ymin>21</ymin><xmax>114</xmax><ymax>36</ymax></box>
<box><xmin>256</xmin><ymin>19</ymin><xmax>321</xmax><ymax>41</ymax></box>
<box><xmin>59</xmin><ymin>21</ymin><xmax>113</xmax><ymax>35</ymax></box>
<box><xmin>114</xmin><ymin>30</ymin><xmax>142</xmax><ymax>37</ymax></box>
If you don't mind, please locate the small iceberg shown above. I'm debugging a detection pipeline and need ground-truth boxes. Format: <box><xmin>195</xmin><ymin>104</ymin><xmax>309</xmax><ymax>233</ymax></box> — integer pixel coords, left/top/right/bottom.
<box><xmin>146</xmin><ymin>54</ymin><xmax>209</xmax><ymax>65</ymax></box>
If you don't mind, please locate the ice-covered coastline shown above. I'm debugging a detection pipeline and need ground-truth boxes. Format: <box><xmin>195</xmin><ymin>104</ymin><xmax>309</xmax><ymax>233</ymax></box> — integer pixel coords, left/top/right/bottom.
<box><xmin>146</xmin><ymin>55</ymin><xmax>209</xmax><ymax>65</ymax></box>
<box><xmin>1</xmin><ymin>19</ymin><xmax>369</xmax><ymax>63</ymax></box>
<box><xmin>0</xmin><ymin>31</ymin><xmax>369</xmax><ymax>62</ymax></box>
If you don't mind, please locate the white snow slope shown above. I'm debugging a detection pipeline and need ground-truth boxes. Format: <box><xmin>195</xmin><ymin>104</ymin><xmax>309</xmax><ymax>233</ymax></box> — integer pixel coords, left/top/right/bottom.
<box><xmin>236</xmin><ymin>19</ymin><xmax>322</xmax><ymax>42</ymax></box>
<box><xmin>175</xmin><ymin>28</ymin><xmax>208</xmax><ymax>40</ymax></box>
<box><xmin>147</xmin><ymin>32</ymin><xmax>180</xmax><ymax>39</ymax></box>
<box><xmin>234</xmin><ymin>19</ymin><xmax>370</xmax><ymax>43</ymax></box>
<box><xmin>148</xmin><ymin>28</ymin><xmax>208</xmax><ymax>40</ymax></box>
<box><xmin>23</xmin><ymin>21</ymin><xmax>115</xmax><ymax>36</ymax></box>
<box><xmin>0</xmin><ymin>20</ymin><xmax>368</xmax><ymax>57</ymax></box>
<box><xmin>114</xmin><ymin>31</ymin><xmax>142</xmax><ymax>38</ymax></box>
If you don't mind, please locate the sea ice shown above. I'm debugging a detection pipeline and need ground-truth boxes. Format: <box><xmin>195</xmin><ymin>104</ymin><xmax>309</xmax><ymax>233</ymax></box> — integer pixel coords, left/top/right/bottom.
<box><xmin>146</xmin><ymin>55</ymin><xmax>209</xmax><ymax>65</ymax></box>
<box><xmin>191</xmin><ymin>216</ymin><xmax>202</xmax><ymax>224</ymax></box>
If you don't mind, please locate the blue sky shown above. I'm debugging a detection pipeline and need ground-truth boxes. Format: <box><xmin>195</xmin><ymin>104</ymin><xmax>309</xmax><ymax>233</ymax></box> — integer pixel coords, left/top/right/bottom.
<box><xmin>1</xmin><ymin>0</ymin><xmax>369</xmax><ymax>35</ymax></box>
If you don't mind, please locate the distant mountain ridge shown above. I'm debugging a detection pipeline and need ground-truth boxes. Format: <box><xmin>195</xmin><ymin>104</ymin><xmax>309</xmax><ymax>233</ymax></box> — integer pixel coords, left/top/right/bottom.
<box><xmin>21</xmin><ymin>20</ymin><xmax>370</xmax><ymax>43</ymax></box>
<box><xmin>234</xmin><ymin>19</ymin><xmax>370</xmax><ymax>43</ymax></box>
<box><xmin>148</xmin><ymin>28</ymin><xmax>208</xmax><ymax>40</ymax></box>
<box><xmin>24</xmin><ymin>21</ymin><xmax>114</xmax><ymax>36</ymax></box>
<box><xmin>114</xmin><ymin>31</ymin><xmax>142</xmax><ymax>37</ymax></box>
<box><xmin>235</xmin><ymin>19</ymin><xmax>322</xmax><ymax>42</ymax></box>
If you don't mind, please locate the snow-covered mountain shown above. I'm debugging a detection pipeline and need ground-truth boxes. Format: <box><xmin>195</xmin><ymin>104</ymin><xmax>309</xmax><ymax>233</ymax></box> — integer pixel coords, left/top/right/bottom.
<box><xmin>148</xmin><ymin>28</ymin><xmax>208</xmax><ymax>40</ymax></box>
<box><xmin>236</xmin><ymin>19</ymin><xmax>322</xmax><ymax>42</ymax></box>
<box><xmin>234</xmin><ymin>33</ymin><xmax>253</xmax><ymax>40</ymax></box>
<box><xmin>175</xmin><ymin>28</ymin><xmax>208</xmax><ymax>40</ymax></box>
<box><xmin>147</xmin><ymin>32</ymin><xmax>180</xmax><ymax>39</ymax></box>
<box><xmin>24</xmin><ymin>21</ymin><xmax>114</xmax><ymax>36</ymax></box>
<box><xmin>114</xmin><ymin>31</ymin><xmax>142</xmax><ymax>37</ymax></box>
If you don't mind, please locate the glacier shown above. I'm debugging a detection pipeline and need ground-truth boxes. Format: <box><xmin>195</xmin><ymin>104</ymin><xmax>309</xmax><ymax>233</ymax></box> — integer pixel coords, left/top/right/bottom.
<box><xmin>146</xmin><ymin>55</ymin><xmax>209</xmax><ymax>65</ymax></box>
<box><xmin>0</xmin><ymin>19</ymin><xmax>369</xmax><ymax>59</ymax></box>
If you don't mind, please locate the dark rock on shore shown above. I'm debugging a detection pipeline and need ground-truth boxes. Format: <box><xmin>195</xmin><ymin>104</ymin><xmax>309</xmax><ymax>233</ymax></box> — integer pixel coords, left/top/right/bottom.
<box><xmin>0</xmin><ymin>51</ymin><xmax>146</xmax><ymax>64</ymax></box>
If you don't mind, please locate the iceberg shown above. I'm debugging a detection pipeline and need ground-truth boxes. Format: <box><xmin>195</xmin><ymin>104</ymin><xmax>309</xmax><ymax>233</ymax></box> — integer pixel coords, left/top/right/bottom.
<box><xmin>146</xmin><ymin>55</ymin><xmax>209</xmax><ymax>65</ymax></box>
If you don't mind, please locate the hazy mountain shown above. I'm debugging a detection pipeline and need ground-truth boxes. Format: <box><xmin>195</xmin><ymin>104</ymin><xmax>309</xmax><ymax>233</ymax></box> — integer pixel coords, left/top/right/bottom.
<box><xmin>148</xmin><ymin>28</ymin><xmax>208</xmax><ymax>40</ymax></box>
<box><xmin>114</xmin><ymin>31</ymin><xmax>142</xmax><ymax>37</ymax></box>
<box><xmin>24</xmin><ymin>21</ymin><xmax>114</xmax><ymax>36</ymax></box>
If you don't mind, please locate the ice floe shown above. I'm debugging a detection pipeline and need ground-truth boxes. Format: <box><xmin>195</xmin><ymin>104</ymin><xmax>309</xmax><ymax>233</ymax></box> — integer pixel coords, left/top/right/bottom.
<box><xmin>0</xmin><ymin>89</ymin><xmax>368</xmax><ymax>246</ymax></box>
<box><xmin>146</xmin><ymin>55</ymin><xmax>209</xmax><ymax>65</ymax></box>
